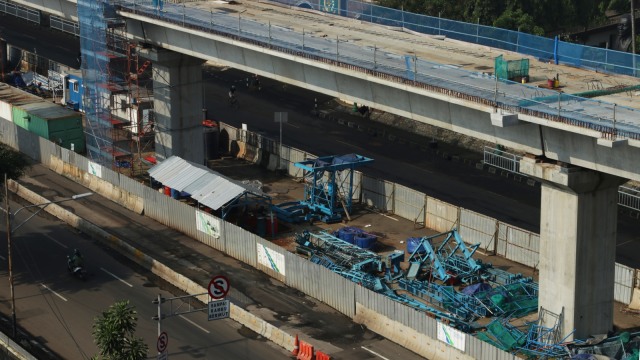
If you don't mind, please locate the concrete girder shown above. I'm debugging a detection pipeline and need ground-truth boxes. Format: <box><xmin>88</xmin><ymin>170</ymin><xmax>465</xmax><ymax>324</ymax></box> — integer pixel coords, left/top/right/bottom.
<box><xmin>12</xmin><ymin>0</ymin><xmax>78</xmax><ymax>22</ymax></box>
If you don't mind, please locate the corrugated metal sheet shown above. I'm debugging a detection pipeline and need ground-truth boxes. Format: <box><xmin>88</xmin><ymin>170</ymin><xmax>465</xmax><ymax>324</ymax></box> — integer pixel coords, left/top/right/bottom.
<box><xmin>497</xmin><ymin>223</ymin><xmax>539</xmax><ymax>268</ymax></box>
<box><xmin>285</xmin><ymin>252</ymin><xmax>322</xmax><ymax>301</ymax></box>
<box><xmin>361</xmin><ymin>175</ymin><xmax>393</xmax><ymax>211</ymax></box>
<box><xmin>223</xmin><ymin>222</ymin><xmax>258</xmax><ymax>267</ymax></box>
<box><xmin>287</xmin><ymin>147</ymin><xmax>311</xmax><ymax>179</ymax></box>
<box><xmin>149</xmin><ymin>156</ymin><xmax>260</xmax><ymax>211</ymax></box>
<box><xmin>19</xmin><ymin>101</ymin><xmax>79</xmax><ymax>121</ymax></box>
<box><xmin>393</xmin><ymin>183</ymin><xmax>425</xmax><ymax>224</ymax></box>
<box><xmin>425</xmin><ymin>196</ymin><xmax>458</xmax><ymax>232</ymax></box>
<box><xmin>614</xmin><ymin>262</ymin><xmax>634</xmax><ymax>304</ymax></box>
<box><xmin>459</xmin><ymin>209</ymin><xmax>497</xmax><ymax>251</ymax></box>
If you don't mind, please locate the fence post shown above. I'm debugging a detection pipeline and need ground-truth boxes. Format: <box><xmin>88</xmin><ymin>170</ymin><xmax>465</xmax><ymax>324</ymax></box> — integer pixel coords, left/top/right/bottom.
<box><xmin>373</xmin><ymin>45</ymin><xmax>377</xmax><ymax>70</ymax></box>
<box><xmin>302</xmin><ymin>28</ymin><xmax>305</xmax><ymax>50</ymax></box>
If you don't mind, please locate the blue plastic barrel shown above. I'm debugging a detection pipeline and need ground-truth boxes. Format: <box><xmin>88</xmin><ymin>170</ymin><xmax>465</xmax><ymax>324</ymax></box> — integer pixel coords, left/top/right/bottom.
<box><xmin>355</xmin><ymin>233</ymin><xmax>377</xmax><ymax>249</ymax></box>
<box><xmin>170</xmin><ymin>188</ymin><xmax>180</xmax><ymax>199</ymax></box>
<box><xmin>337</xmin><ymin>226</ymin><xmax>362</xmax><ymax>244</ymax></box>
<box><xmin>407</xmin><ymin>237</ymin><xmax>426</xmax><ymax>254</ymax></box>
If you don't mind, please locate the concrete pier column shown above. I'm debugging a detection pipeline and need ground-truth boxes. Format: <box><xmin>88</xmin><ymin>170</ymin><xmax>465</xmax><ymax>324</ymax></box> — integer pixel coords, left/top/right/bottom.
<box><xmin>140</xmin><ymin>48</ymin><xmax>205</xmax><ymax>164</ymax></box>
<box><xmin>520</xmin><ymin>157</ymin><xmax>626</xmax><ymax>340</ymax></box>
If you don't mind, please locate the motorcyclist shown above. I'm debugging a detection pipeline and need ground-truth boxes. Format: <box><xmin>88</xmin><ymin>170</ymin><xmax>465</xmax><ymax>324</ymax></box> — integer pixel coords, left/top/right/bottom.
<box><xmin>68</xmin><ymin>249</ymin><xmax>84</xmax><ymax>270</ymax></box>
<box><xmin>228</xmin><ymin>85</ymin><xmax>236</xmax><ymax>100</ymax></box>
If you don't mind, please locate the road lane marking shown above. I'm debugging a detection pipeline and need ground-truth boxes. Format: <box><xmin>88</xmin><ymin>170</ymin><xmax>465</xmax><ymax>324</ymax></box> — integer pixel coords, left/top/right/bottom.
<box><xmin>100</xmin><ymin>268</ymin><xmax>133</xmax><ymax>287</ymax></box>
<box><xmin>0</xmin><ymin>255</ymin><xmax>5</xmax><ymax>260</ymax></box>
<box><xmin>40</xmin><ymin>284</ymin><xmax>67</xmax><ymax>302</ymax></box>
<box><xmin>361</xmin><ymin>346</ymin><xmax>391</xmax><ymax>360</ymax></box>
<box><xmin>180</xmin><ymin>315</ymin><xmax>210</xmax><ymax>333</ymax></box>
<box><xmin>335</xmin><ymin>139</ymin><xmax>365</xmax><ymax>151</ymax></box>
<box><xmin>44</xmin><ymin>233</ymin><xmax>68</xmax><ymax>249</ymax></box>
<box><xmin>285</xmin><ymin>122</ymin><xmax>299</xmax><ymax>128</ymax></box>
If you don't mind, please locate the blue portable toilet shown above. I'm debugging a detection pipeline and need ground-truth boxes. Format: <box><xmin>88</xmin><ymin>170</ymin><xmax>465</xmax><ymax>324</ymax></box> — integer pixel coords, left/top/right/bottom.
<box><xmin>63</xmin><ymin>72</ymin><xmax>84</xmax><ymax>112</ymax></box>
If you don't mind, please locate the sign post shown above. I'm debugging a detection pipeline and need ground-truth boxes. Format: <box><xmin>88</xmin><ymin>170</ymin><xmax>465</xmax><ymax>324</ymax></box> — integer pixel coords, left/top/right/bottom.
<box><xmin>157</xmin><ymin>331</ymin><xmax>168</xmax><ymax>359</ymax></box>
<box><xmin>208</xmin><ymin>275</ymin><xmax>231</xmax><ymax>321</ymax></box>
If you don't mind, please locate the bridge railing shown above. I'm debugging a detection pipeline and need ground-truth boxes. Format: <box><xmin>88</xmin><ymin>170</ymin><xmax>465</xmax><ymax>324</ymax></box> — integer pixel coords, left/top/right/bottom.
<box><xmin>269</xmin><ymin>0</ymin><xmax>640</xmax><ymax>78</ymax></box>
<box><xmin>116</xmin><ymin>0</ymin><xmax>640</xmax><ymax>140</ymax></box>
<box><xmin>50</xmin><ymin>15</ymin><xmax>81</xmax><ymax>36</ymax></box>
<box><xmin>0</xmin><ymin>0</ymin><xmax>40</xmax><ymax>24</ymax></box>
<box><xmin>482</xmin><ymin>147</ymin><xmax>640</xmax><ymax>212</ymax></box>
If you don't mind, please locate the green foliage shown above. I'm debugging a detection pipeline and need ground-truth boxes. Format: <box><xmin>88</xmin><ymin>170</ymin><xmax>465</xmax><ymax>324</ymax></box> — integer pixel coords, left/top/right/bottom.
<box><xmin>92</xmin><ymin>301</ymin><xmax>148</xmax><ymax>360</ymax></box>
<box><xmin>374</xmin><ymin>0</ymin><xmax>630</xmax><ymax>35</ymax></box>
<box><xmin>0</xmin><ymin>143</ymin><xmax>29</xmax><ymax>180</ymax></box>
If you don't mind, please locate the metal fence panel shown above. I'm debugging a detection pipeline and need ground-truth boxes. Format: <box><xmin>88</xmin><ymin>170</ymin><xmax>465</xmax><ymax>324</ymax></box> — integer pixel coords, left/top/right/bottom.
<box><xmin>361</xmin><ymin>174</ymin><xmax>393</xmax><ymax>212</ymax></box>
<box><xmin>425</xmin><ymin>196</ymin><xmax>458</xmax><ymax>232</ymax></box>
<box><xmin>99</xmin><ymin>166</ymin><xmax>121</xmax><ymax>188</ymax></box>
<box><xmin>223</xmin><ymin>222</ymin><xmax>258</xmax><ymax>267</ymax></box>
<box><xmin>39</xmin><ymin>137</ymin><xmax>61</xmax><ymax>167</ymax></box>
<box><xmin>255</xmin><ymin>238</ymin><xmax>287</xmax><ymax>283</ymax></box>
<box><xmin>315</xmin><ymin>266</ymin><xmax>356</xmax><ymax>317</ymax></box>
<box><xmin>393</xmin><ymin>183</ymin><xmax>425</xmax><ymax>225</ymax></box>
<box><xmin>191</xmin><ymin>209</ymin><xmax>225</xmax><ymax>251</ymax></box>
<box><xmin>466</xmin><ymin>335</ymin><xmax>485</xmax><ymax>359</ymax></box>
<box><xmin>286</xmin><ymin>147</ymin><xmax>311</xmax><ymax>178</ymax></box>
<box><xmin>143</xmin><ymin>185</ymin><xmax>174</xmax><ymax>226</ymax></box>
<box><xmin>119</xmin><ymin>174</ymin><xmax>147</xmax><ymax>198</ymax></box>
<box><xmin>459</xmin><ymin>209</ymin><xmax>496</xmax><ymax>252</ymax></box>
<box><xmin>497</xmin><ymin>223</ymin><xmax>539</xmax><ymax>268</ymax></box>
<box><xmin>285</xmin><ymin>252</ymin><xmax>322</xmax><ymax>301</ymax></box>
<box><xmin>614</xmin><ymin>262</ymin><xmax>634</xmax><ymax>304</ymax></box>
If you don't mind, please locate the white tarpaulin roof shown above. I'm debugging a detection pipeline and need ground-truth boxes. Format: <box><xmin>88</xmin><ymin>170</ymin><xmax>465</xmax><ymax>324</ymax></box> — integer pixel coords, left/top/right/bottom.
<box><xmin>148</xmin><ymin>156</ymin><xmax>261</xmax><ymax>210</ymax></box>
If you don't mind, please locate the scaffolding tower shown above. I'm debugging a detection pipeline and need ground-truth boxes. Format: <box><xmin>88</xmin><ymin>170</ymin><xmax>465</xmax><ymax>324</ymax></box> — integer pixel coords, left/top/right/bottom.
<box><xmin>78</xmin><ymin>0</ymin><xmax>154</xmax><ymax>174</ymax></box>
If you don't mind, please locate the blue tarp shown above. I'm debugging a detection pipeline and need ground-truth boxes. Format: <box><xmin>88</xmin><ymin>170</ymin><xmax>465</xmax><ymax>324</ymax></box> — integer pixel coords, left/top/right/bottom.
<box><xmin>461</xmin><ymin>283</ymin><xmax>492</xmax><ymax>296</ymax></box>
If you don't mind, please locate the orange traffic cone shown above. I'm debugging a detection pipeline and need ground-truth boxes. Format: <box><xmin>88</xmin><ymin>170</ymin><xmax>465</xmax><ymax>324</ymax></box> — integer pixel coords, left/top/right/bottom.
<box><xmin>292</xmin><ymin>334</ymin><xmax>299</xmax><ymax>356</ymax></box>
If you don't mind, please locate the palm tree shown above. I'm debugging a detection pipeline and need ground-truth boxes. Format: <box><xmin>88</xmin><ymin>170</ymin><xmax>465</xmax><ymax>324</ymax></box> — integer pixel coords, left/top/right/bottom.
<box><xmin>92</xmin><ymin>300</ymin><xmax>148</xmax><ymax>360</ymax></box>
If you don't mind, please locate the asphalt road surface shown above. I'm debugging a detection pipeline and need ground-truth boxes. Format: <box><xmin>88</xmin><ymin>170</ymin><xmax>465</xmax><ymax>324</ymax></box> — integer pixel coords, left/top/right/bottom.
<box><xmin>0</xmin><ymin>198</ymin><xmax>291</xmax><ymax>359</ymax></box>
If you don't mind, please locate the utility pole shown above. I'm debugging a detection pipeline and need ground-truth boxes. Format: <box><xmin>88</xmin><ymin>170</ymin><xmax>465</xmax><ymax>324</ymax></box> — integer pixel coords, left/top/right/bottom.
<box><xmin>4</xmin><ymin>174</ymin><xmax>16</xmax><ymax>338</ymax></box>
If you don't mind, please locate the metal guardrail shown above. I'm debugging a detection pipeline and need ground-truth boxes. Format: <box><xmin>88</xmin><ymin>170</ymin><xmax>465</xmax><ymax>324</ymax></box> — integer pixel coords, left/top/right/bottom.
<box><xmin>619</xmin><ymin>186</ymin><xmax>640</xmax><ymax>211</ymax></box>
<box><xmin>483</xmin><ymin>147</ymin><xmax>640</xmax><ymax>212</ymax></box>
<box><xmin>483</xmin><ymin>146</ymin><xmax>522</xmax><ymax>173</ymax></box>
<box><xmin>50</xmin><ymin>16</ymin><xmax>80</xmax><ymax>36</ymax></box>
<box><xmin>0</xmin><ymin>0</ymin><xmax>40</xmax><ymax>24</ymax></box>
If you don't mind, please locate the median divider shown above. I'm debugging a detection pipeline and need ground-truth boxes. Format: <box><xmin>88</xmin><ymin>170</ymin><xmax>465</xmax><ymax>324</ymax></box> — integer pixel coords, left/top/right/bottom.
<box><xmin>8</xmin><ymin>179</ymin><xmax>297</xmax><ymax>353</ymax></box>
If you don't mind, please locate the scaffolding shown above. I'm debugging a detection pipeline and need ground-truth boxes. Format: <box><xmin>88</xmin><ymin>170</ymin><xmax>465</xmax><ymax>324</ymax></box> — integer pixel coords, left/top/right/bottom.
<box><xmin>78</xmin><ymin>0</ymin><xmax>154</xmax><ymax>174</ymax></box>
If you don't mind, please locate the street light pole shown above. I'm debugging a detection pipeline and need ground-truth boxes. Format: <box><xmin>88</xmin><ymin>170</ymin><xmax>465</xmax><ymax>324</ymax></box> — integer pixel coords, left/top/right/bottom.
<box><xmin>2</xmin><ymin>175</ymin><xmax>92</xmax><ymax>338</ymax></box>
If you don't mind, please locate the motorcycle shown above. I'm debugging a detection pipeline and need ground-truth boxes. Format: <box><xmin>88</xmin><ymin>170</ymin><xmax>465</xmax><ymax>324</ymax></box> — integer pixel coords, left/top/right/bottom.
<box><xmin>67</xmin><ymin>255</ymin><xmax>86</xmax><ymax>280</ymax></box>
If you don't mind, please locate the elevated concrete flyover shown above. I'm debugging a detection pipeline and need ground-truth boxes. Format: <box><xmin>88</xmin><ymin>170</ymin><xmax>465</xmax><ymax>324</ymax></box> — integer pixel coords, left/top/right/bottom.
<box><xmin>117</xmin><ymin>1</ymin><xmax>640</xmax><ymax>182</ymax></box>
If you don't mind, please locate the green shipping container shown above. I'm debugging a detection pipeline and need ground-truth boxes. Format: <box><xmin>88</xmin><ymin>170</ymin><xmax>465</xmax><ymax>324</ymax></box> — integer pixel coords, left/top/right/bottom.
<box><xmin>12</xmin><ymin>101</ymin><xmax>85</xmax><ymax>153</ymax></box>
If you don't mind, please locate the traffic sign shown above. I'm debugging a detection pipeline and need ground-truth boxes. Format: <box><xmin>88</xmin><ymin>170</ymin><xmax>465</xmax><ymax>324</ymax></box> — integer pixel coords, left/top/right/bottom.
<box><xmin>208</xmin><ymin>299</ymin><xmax>230</xmax><ymax>320</ymax></box>
<box><xmin>208</xmin><ymin>275</ymin><xmax>230</xmax><ymax>300</ymax></box>
<box><xmin>157</xmin><ymin>332</ymin><xmax>168</xmax><ymax>353</ymax></box>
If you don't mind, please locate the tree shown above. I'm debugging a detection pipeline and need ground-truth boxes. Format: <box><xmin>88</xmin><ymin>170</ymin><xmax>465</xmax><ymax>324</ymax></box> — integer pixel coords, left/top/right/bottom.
<box><xmin>92</xmin><ymin>300</ymin><xmax>148</xmax><ymax>360</ymax></box>
<box><xmin>0</xmin><ymin>143</ymin><xmax>29</xmax><ymax>180</ymax></box>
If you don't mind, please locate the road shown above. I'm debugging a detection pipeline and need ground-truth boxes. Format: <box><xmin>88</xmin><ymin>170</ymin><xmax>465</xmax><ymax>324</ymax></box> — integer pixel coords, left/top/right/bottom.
<box><xmin>0</xmin><ymin>198</ymin><xmax>291</xmax><ymax>359</ymax></box>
